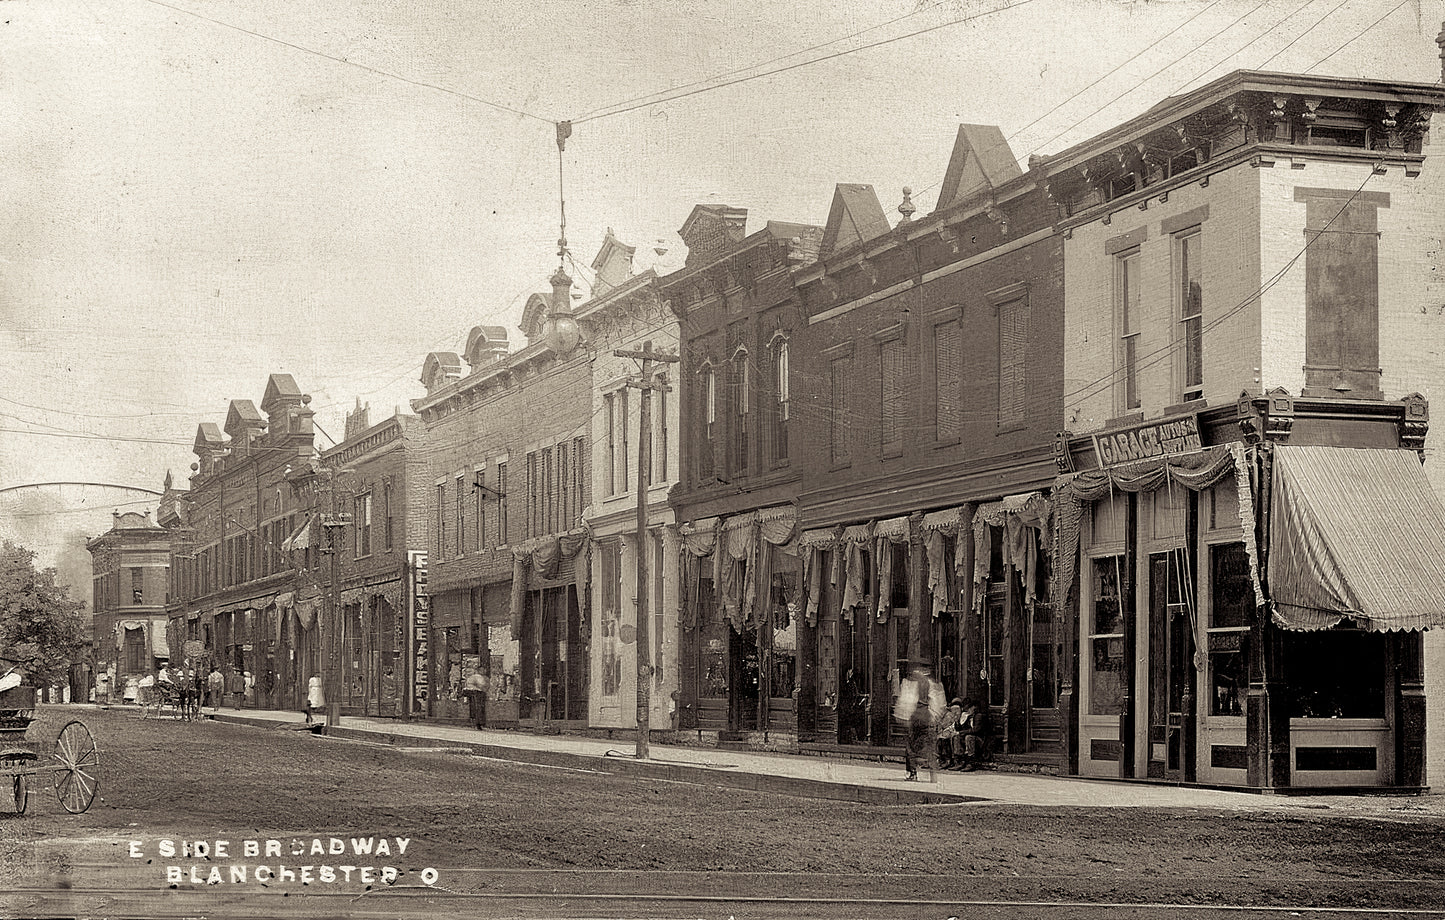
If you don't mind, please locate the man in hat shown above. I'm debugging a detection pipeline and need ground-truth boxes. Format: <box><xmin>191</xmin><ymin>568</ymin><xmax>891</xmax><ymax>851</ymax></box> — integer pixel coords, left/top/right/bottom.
<box><xmin>893</xmin><ymin>659</ymin><xmax>946</xmax><ymax>782</ymax></box>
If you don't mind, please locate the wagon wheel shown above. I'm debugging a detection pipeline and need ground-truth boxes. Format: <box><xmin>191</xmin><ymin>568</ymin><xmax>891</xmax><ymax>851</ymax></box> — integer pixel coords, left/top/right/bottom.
<box><xmin>52</xmin><ymin>721</ymin><xmax>99</xmax><ymax>814</ymax></box>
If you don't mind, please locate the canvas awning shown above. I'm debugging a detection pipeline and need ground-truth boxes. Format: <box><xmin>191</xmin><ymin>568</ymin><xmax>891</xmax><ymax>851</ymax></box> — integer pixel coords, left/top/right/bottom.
<box><xmin>1269</xmin><ymin>446</ymin><xmax>1445</xmax><ymax>632</ymax></box>
<box><xmin>280</xmin><ymin>516</ymin><xmax>312</xmax><ymax>552</ymax></box>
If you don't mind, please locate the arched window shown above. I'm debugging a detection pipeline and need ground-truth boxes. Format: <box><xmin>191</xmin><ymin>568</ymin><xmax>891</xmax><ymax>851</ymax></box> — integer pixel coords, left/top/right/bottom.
<box><xmin>699</xmin><ymin>362</ymin><xmax>717</xmax><ymax>481</ymax></box>
<box><xmin>770</xmin><ymin>334</ymin><xmax>790</xmax><ymax>464</ymax></box>
<box><xmin>732</xmin><ymin>349</ymin><xmax>751</xmax><ymax>473</ymax></box>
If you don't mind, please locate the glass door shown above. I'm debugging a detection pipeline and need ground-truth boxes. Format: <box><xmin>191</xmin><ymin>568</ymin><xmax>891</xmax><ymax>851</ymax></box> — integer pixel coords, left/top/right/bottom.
<box><xmin>1147</xmin><ymin>552</ymin><xmax>1193</xmax><ymax>780</ymax></box>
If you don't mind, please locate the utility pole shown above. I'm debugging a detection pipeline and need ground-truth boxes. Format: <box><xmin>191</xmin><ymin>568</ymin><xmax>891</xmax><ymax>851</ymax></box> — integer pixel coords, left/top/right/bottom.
<box><xmin>616</xmin><ymin>340</ymin><xmax>678</xmax><ymax>760</ymax></box>
<box><xmin>319</xmin><ymin>468</ymin><xmax>351</xmax><ymax>729</ymax></box>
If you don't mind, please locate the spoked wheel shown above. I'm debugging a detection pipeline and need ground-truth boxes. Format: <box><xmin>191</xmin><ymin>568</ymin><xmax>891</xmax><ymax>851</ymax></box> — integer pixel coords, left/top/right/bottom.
<box><xmin>10</xmin><ymin>772</ymin><xmax>26</xmax><ymax>815</ymax></box>
<box><xmin>52</xmin><ymin>720</ymin><xmax>99</xmax><ymax>814</ymax></box>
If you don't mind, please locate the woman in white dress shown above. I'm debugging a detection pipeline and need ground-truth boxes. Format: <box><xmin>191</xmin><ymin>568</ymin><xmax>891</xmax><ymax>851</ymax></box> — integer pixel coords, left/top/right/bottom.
<box><xmin>306</xmin><ymin>674</ymin><xmax>325</xmax><ymax>724</ymax></box>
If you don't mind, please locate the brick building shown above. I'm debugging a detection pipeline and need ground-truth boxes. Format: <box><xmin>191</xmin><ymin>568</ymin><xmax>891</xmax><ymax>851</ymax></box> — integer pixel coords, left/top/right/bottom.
<box><xmin>1047</xmin><ymin>69</ymin><xmax>1445</xmax><ymax>788</ymax></box>
<box><xmin>577</xmin><ymin>232</ymin><xmax>682</xmax><ymax>731</ymax></box>
<box><xmin>162</xmin><ymin>374</ymin><xmax>321</xmax><ymax>711</ymax></box>
<box><xmin>791</xmin><ymin>128</ymin><xmax>1065</xmax><ymax>764</ymax></box>
<box><xmin>316</xmin><ymin>402</ymin><xmax>429</xmax><ymax>718</ymax></box>
<box><xmin>411</xmin><ymin>269</ymin><xmax>591</xmax><ymax>725</ymax></box>
<box><xmin>87</xmin><ymin>510</ymin><xmax>171</xmax><ymax>700</ymax></box>
<box><xmin>666</xmin><ymin>206</ymin><xmax>822</xmax><ymax>740</ymax></box>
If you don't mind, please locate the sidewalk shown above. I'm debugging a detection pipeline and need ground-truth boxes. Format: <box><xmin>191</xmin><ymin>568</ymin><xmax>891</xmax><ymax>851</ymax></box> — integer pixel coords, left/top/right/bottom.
<box><xmin>204</xmin><ymin>706</ymin><xmax>1339</xmax><ymax>812</ymax></box>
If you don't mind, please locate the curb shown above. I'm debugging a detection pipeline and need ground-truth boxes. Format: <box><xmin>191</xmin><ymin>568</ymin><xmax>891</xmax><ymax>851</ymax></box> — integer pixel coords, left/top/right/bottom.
<box><xmin>212</xmin><ymin>713</ymin><xmax>986</xmax><ymax>807</ymax></box>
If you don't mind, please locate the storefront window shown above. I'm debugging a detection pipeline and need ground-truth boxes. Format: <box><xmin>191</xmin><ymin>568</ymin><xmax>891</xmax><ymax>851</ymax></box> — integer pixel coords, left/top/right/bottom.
<box><xmin>488</xmin><ymin>625</ymin><xmax>519</xmax><ymax>702</ymax></box>
<box><xmin>1208</xmin><ymin>543</ymin><xmax>1251</xmax><ymax>716</ymax></box>
<box><xmin>1089</xmin><ymin>556</ymin><xmax>1126</xmax><ymax>715</ymax></box>
<box><xmin>1282</xmin><ymin>626</ymin><xmax>1386</xmax><ymax>719</ymax></box>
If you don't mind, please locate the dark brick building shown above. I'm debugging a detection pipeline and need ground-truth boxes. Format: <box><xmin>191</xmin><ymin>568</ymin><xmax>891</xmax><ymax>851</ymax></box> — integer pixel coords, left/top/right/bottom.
<box><xmin>318</xmin><ymin>402</ymin><xmax>429</xmax><ymax>718</ymax></box>
<box><xmin>791</xmin><ymin>126</ymin><xmax>1065</xmax><ymax>764</ymax></box>
<box><xmin>665</xmin><ymin>205</ymin><xmax>822</xmax><ymax>739</ymax></box>
<box><xmin>162</xmin><ymin>374</ymin><xmax>321</xmax><ymax>711</ymax></box>
<box><xmin>411</xmin><ymin>270</ymin><xmax>592</xmax><ymax>725</ymax></box>
<box><xmin>87</xmin><ymin>510</ymin><xmax>171</xmax><ymax>701</ymax></box>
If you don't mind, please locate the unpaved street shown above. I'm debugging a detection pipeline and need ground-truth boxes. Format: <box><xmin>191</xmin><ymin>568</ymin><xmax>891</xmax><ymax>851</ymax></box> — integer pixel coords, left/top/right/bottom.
<box><xmin>4</xmin><ymin>705</ymin><xmax>1445</xmax><ymax>919</ymax></box>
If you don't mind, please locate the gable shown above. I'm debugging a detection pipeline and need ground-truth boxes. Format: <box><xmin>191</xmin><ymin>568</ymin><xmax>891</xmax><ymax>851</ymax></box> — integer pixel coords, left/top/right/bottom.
<box><xmin>679</xmin><ymin>205</ymin><xmax>747</xmax><ymax>267</ymax></box>
<box><xmin>936</xmin><ymin>124</ymin><xmax>1022</xmax><ymax>212</ymax></box>
<box><xmin>590</xmin><ymin>230</ymin><xmax>637</xmax><ymax>296</ymax></box>
<box><xmin>819</xmin><ymin>184</ymin><xmax>891</xmax><ymax>259</ymax></box>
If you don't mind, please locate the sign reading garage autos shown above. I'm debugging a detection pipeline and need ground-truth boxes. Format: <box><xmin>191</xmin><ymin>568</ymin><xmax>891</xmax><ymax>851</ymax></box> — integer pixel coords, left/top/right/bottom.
<box><xmin>1092</xmin><ymin>413</ymin><xmax>1203</xmax><ymax>468</ymax></box>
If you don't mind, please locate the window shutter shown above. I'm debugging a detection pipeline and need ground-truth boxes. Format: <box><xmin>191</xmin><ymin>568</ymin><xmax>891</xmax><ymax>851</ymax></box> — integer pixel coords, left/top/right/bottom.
<box><xmin>935</xmin><ymin>319</ymin><xmax>962</xmax><ymax>440</ymax></box>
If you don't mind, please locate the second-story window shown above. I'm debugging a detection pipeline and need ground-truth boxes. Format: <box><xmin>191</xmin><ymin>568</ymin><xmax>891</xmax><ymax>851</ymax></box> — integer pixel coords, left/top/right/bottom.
<box><xmin>997</xmin><ymin>292</ymin><xmax>1029</xmax><ymax>425</ymax></box>
<box><xmin>435</xmin><ymin>483</ymin><xmax>446</xmax><ymax>557</ymax></box>
<box><xmin>880</xmin><ymin>337</ymin><xmax>905</xmax><ymax>455</ymax></box>
<box><xmin>699</xmin><ymin>363</ymin><xmax>717</xmax><ymax>482</ymax></box>
<box><xmin>1177</xmin><ymin>229</ymin><xmax>1203</xmax><ymax>401</ymax></box>
<box><xmin>455</xmin><ymin>474</ymin><xmax>465</xmax><ymax>555</ymax></box>
<box><xmin>605</xmin><ymin>392</ymin><xmax>617</xmax><ymax>497</ymax></box>
<box><xmin>934</xmin><ymin>317</ymin><xmax>962</xmax><ymax>442</ymax></box>
<box><xmin>355</xmin><ymin>493</ymin><xmax>372</xmax><ymax>558</ymax></box>
<box><xmin>131</xmin><ymin>567</ymin><xmax>144</xmax><ymax>604</ymax></box>
<box><xmin>830</xmin><ymin>353</ymin><xmax>852</xmax><ymax>468</ymax></box>
<box><xmin>771</xmin><ymin>339</ymin><xmax>789</xmax><ymax>464</ymax></box>
<box><xmin>383</xmin><ymin>479</ymin><xmax>394</xmax><ymax>552</ymax></box>
<box><xmin>473</xmin><ymin>468</ymin><xmax>485</xmax><ymax>552</ymax></box>
<box><xmin>732</xmin><ymin>349</ymin><xmax>750</xmax><ymax>473</ymax></box>
<box><xmin>652</xmin><ymin>378</ymin><xmax>668</xmax><ymax>483</ymax></box>
<box><xmin>1118</xmin><ymin>248</ymin><xmax>1142</xmax><ymax>412</ymax></box>
<box><xmin>497</xmin><ymin>460</ymin><xmax>509</xmax><ymax>545</ymax></box>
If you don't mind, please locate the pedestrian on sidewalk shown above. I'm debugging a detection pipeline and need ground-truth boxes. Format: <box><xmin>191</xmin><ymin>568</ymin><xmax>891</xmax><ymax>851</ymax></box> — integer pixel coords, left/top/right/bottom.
<box><xmin>464</xmin><ymin>668</ymin><xmax>487</xmax><ymax>729</ymax></box>
<box><xmin>207</xmin><ymin>667</ymin><xmax>224</xmax><ymax>711</ymax></box>
<box><xmin>894</xmin><ymin>659</ymin><xmax>945</xmax><ymax>783</ymax></box>
<box><xmin>227</xmin><ymin>668</ymin><xmax>244</xmax><ymax>709</ymax></box>
<box><xmin>306</xmin><ymin>674</ymin><xmax>325</xmax><ymax>724</ymax></box>
<box><xmin>243</xmin><ymin>670</ymin><xmax>255</xmax><ymax>708</ymax></box>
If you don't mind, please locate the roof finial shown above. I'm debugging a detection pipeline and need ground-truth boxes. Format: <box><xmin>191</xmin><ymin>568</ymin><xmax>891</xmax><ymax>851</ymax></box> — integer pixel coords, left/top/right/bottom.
<box><xmin>897</xmin><ymin>187</ymin><xmax>916</xmax><ymax>224</ymax></box>
<box><xmin>1437</xmin><ymin>22</ymin><xmax>1445</xmax><ymax>84</ymax></box>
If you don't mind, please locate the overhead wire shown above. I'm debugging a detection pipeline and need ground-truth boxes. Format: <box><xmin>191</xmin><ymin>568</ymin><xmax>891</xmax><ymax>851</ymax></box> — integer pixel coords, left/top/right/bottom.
<box><xmin>1303</xmin><ymin>0</ymin><xmax>1412</xmax><ymax>73</ymax></box>
<box><xmin>1256</xmin><ymin>0</ymin><xmax>1352</xmax><ymax>70</ymax></box>
<box><xmin>139</xmin><ymin>0</ymin><xmax>555</xmax><ymax>125</ymax></box>
<box><xmin>571</xmin><ymin>0</ymin><xmax>1044</xmax><ymax>127</ymax></box>
<box><xmin>571</xmin><ymin>0</ymin><xmax>978</xmax><ymax>123</ymax></box>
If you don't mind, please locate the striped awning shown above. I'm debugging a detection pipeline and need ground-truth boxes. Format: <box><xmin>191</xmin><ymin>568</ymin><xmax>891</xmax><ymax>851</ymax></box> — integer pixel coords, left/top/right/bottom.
<box><xmin>1269</xmin><ymin>446</ymin><xmax>1445</xmax><ymax>632</ymax></box>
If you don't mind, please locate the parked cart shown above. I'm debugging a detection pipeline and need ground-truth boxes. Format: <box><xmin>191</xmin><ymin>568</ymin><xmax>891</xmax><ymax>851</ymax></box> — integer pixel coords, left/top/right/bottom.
<box><xmin>0</xmin><ymin>685</ymin><xmax>100</xmax><ymax>815</ymax></box>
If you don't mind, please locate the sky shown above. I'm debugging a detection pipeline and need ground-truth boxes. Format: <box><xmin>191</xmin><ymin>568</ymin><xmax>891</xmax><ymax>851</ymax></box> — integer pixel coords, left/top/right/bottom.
<box><xmin>1</xmin><ymin>0</ymin><xmax>1442</xmax><ymax>592</ymax></box>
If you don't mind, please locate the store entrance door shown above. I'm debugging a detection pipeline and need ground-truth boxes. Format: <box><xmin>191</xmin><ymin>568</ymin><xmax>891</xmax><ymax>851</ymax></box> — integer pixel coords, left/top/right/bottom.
<box><xmin>1147</xmin><ymin>552</ymin><xmax>1194</xmax><ymax>781</ymax></box>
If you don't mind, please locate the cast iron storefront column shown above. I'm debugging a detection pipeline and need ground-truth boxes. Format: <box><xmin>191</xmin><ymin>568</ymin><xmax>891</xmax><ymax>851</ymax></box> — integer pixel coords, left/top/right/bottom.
<box><xmin>1119</xmin><ymin>492</ymin><xmax>1138</xmax><ymax>778</ymax></box>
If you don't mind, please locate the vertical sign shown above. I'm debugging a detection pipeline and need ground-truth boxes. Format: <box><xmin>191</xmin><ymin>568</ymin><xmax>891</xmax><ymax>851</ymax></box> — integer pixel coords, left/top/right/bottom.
<box><xmin>407</xmin><ymin>551</ymin><xmax>430</xmax><ymax>714</ymax></box>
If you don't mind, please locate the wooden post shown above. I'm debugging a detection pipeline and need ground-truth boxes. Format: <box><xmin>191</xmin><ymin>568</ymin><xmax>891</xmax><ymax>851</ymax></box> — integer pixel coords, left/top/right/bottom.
<box><xmin>617</xmin><ymin>341</ymin><xmax>680</xmax><ymax>760</ymax></box>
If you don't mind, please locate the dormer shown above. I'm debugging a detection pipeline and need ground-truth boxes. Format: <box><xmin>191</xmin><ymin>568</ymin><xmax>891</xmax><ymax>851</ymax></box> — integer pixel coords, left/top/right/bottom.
<box><xmin>679</xmin><ymin>205</ymin><xmax>748</xmax><ymax>267</ymax></box>
<box><xmin>590</xmin><ymin>229</ymin><xmax>636</xmax><ymax>296</ymax></box>
<box><xmin>818</xmin><ymin>184</ymin><xmax>891</xmax><ymax>260</ymax></box>
<box><xmin>935</xmin><ymin>124</ymin><xmax>1022</xmax><ymax>212</ymax></box>
<box><xmin>464</xmin><ymin>326</ymin><xmax>510</xmax><ymax>370</ymax></box>
<box><xmin>260</xmin><ymin>373</ymin><xmax>304</xmax><ymax>435</ymax></box>
<box><xmin>193</xmin><ymin>423</ymin><xmax>225</xmax><ymax>476</ymax></box>
<box><xmin>520</xmin><ymin>293</ymin><xmax>551</xmax><ymax>345</ymax></box>
<box><xmin>421</xmin><ymin>352</ymin><xmax>463</xmax><ymax>394</ymax></box>
<box><xmin>223</xmin><ymin>400</ymin><xmax>266</xmax><ymax>456</ymax></box>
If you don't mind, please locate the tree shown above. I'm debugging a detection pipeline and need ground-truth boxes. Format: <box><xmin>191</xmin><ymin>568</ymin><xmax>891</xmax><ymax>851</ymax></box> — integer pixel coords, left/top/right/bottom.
<box><xmin>0</xmin><ymin>540</ymin><xmax>86</xmax><ymax>687</ymax></box>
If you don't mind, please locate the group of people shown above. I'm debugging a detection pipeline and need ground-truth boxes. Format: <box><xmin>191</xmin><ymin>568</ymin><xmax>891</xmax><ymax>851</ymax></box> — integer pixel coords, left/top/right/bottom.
<box><xmin>895</xmin><ymin>660</ymin><xmax>988</xmax><ymax>782</ymax></box>
<box><xmin>153</xmin><ymin>662</ymin><xmax>254</xmax><ymax>710</ymax></box>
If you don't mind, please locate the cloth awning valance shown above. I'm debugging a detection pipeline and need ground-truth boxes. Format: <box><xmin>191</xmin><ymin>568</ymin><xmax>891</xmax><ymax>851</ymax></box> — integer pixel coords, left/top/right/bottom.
<box><xmin>1269</xmin><ymin>446</ymin><xmax>1445</xmax><ymax>632</ymax></box>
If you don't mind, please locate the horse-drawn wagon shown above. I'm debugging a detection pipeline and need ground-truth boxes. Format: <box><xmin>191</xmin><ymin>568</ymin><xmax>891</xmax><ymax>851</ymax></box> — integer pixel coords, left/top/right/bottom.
<box><xmin>0</xmin><ymin>684</ymin><xmax>100</xmax><ymax>814</ymax></box>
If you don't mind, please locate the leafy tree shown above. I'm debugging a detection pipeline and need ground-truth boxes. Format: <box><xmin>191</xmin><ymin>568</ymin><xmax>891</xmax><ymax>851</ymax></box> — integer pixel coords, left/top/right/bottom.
<box><xmin>0</xmin><ymin>540</ymin><xmax>86</xmax><ymax>686</ymax></box>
